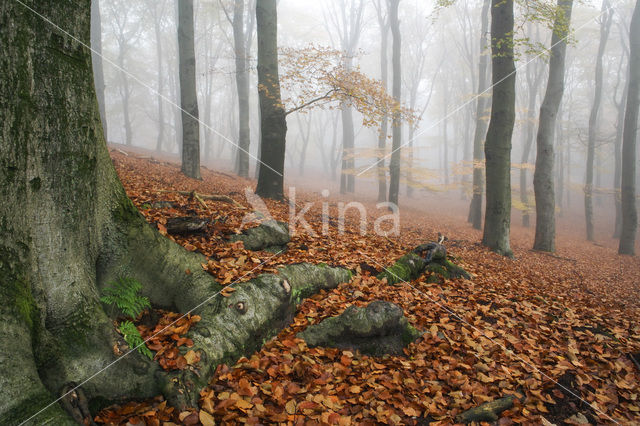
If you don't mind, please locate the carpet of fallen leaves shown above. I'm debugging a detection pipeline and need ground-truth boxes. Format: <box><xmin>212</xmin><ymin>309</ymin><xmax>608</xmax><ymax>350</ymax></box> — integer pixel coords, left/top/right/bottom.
<box><xmin>96</xmin><ymin>149</ymin><xmax>640</xmax><ymax>425</ymax></box>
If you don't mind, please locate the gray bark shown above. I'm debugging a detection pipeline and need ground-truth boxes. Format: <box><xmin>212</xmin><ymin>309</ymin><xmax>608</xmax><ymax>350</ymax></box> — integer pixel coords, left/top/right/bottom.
<box><xmin>468</xmin><ymin>0</ymin><xmax>491</xmax><ymax>230</ymax></box>
<box><xmin>585</xmin><ymin>0</ymin><xmax>612</xmax><ymax>241</ymax></box>
<box><xmin>613</xmin><ymin>22</ymin><xmax>630</xmax><ymax>238</ymax></box>
<box><xmin>0</xmin><ymin>4</ymin><xmax>355</xmax><ymax>423</ymax></box>
<box><xmin>91</xmin><ymin>0</ymin><xmax>107</xmax><ymax>142</ymax></box>
<box><xmin>375</xmin><ymin>0</ymin><xmax>390</xmax><ymax>202</ymax></box>
<box><xmin>520</xmin><ymin>51</ymin><xmax>544</xmax><ymax>228</ymax></box>
<box><xmin>255</xmin><ymin>0</ymin><xmax>287</xmax><ymax>200</ymax></box>
<box><xmin>151</xmin><ymin>0</ymin><xmax>167</xmax><ymax>153</ymax></box>
<box><xmin>178</xmin><ymin>0</ymin><xmax>201</xmax><ymax>179</ymax></box>
<box><xmin>340</xmin><ymin>104</ymin><xmax>356</xmax><ymax>193</ymax></box>
<box><xmin>234</xmin><ymin>0</ymin><xmax>251</xmax><ymax>178</ymax></box>
<box><xmin>619</xmin><ymin>0</ymin><xmax>640</xmax><ymax>255</ymax></box>
<box><xmin>388</xmin><ymin>0</ymin><xmax>402</xmax><ymax>206</ymax></box>
<box><xmin>482</xmin><ymin>0</ymin><xmax>516</xmax><ymax>257</ymax></box>
<box><xmin>533</xmin><ymin>0</ymin><xmax>573</xmax><ymax>252</ymax></box>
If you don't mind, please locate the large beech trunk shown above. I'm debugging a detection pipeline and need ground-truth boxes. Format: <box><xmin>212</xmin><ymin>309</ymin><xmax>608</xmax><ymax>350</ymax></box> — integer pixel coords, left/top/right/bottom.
<box><xmin>0</xmin><ymin>2</ymin><xmax>350</xmax><ymax>423</ymax></box>
<box><xmin>533</xmin><ymin>0</ymin><xmax>573</xmax><ymax>252</ymax></box>
<box><xmin>255</xmin><ymin>0</ymin><xmax>287</xmax><ymax>200</ymax></box>
<box><xmin>482</xmin><ymin>0</ymin><xmax>516</xmax><ymax>257</ymax></box>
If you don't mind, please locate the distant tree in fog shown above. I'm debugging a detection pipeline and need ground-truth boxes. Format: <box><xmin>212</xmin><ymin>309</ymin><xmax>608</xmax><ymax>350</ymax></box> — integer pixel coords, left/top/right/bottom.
<box><xmin>585</xmin><ymin>0</ymin><xmax>612</xmax><ymax>241</ymax></box>
<box><xmin>178</xmin><ymin>0</ymin><xmax>201</xmax><ymax>179</ymax></box>
<box><xmin>619</xmin><ymin>0</ymin><xmax>640</xmax><ymax>255</ymax></box>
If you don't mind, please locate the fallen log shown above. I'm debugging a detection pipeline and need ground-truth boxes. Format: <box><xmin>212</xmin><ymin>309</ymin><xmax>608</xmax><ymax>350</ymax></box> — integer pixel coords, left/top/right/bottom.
<box><xmin>456</xmin><ymin>395</ymin><xmax>516</xmax><ymax>423</ymax></box>
<box><xmin>165</xmin><ymin>216</ymin><xmax>208</xmax><ymax>235</ymax></box>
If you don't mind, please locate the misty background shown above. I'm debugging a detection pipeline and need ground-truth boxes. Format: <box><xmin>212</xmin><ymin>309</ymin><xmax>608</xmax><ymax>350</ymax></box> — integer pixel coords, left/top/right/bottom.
<box><xmin>93</xmin><ymin>0</ymin><xmax>639</xmax><ymax>228</ymax></box>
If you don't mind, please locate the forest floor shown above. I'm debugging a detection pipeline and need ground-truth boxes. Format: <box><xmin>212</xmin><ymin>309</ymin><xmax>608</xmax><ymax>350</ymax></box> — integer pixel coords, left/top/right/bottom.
<box><xmin>95</xmin><ymin>148</ymin><xmax>640</xmax><ymax>425</ymax></box>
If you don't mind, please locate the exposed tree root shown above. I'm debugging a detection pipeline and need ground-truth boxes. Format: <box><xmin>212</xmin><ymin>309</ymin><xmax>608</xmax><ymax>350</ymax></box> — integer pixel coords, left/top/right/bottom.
<box><xmin>456</xmin><ymin>395</ymin><xmax>516</xmax><ymax>423</ymax></box>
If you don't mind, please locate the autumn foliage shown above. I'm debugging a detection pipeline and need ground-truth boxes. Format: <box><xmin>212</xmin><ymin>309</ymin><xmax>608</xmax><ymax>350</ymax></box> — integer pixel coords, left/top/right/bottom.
<box><xmin>96</xmin><ymin>150</ymin><xmax>640</xmax><ymax>425</ymax></box>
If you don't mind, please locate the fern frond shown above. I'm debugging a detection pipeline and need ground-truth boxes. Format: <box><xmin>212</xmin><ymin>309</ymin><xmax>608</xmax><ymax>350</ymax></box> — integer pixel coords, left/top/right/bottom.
<box><xmin>118</xmin><ymin>321</ymin><xmax>153</xmax><ymax>359</ymax></box>
<box><xmin>100</xmin><ymin>277</ymin><xmax>151</xmax><ymax>319</ymax></box>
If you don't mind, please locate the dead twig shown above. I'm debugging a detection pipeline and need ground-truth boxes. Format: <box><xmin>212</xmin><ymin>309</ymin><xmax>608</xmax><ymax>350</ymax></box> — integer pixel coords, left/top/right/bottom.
<box><xmin>157</xmin><ymin>190</ymin><xmax>245</xmax><ymax>209</ymax></box>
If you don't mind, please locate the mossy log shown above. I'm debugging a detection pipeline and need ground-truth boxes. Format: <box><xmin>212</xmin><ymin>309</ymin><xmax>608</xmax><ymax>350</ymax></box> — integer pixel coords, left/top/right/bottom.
<box><xmin>297</xmin><ymin>301</ymin><xmax>423</xmax><ymax>356</ymax></box>
<box><xmin>165</xmin><ymin>216</ymin><xmax>208</xmax><ymax>235</ymax></box>
<box><xmin>377</xmin><ymin>242</ymin><xmax>470</xmax><ymax>285</ymax></box>
<box><xmin>456</xmin><ymin>395</ymin><xmax>515</xmax><ymax>423</ymax></box>
<box><xmin>229</xmin><ymin>220</ymin><xmax>290</xmax><ymax>251</ymax></box>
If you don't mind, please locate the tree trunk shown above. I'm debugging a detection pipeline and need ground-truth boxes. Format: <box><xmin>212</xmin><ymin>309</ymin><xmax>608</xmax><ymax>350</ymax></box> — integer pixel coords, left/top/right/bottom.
<box><xmin>388</xmin><ymin>0</ymin><xmax>402</xmax><ymax>206</ymax></box>
<box><xmin>555</xmin><ymin>103</ymin><xmax>565</xmax><ymax>214</ymax></box>
<box><xmin>340</xmin><ymin>104</ymin><xmax>356</xmax><ymax>194</ymax></box>
<box><xmin>613</xmin><ymin>36</ymin><xmax>629</xmax><ymax>238</ymax></box>
<box><xmin>117</xmin><ymin>48</ymin><xmax>133</xmax><ymax>146</ymax></box>
<box><xmin>482</xmin><ymin>0</ymin><xmax>516</xmax><ymax>257</ymax></box>
<box><xmin>520</xmin><ymin>57</ymin><xmax>543</xmax><ymax>228</ymax></box>
<box><xmin>178</xmin><ymin>0</ymin><xmax>201</xmax><ymax>179</ymax></box>
<box><xmin>585</xmin><ymin>0</ymin><xmax>612</xmax><ymax>241</ymax></box>
<box><xmin>0</xmin><ymin>3</ymin><xmax>357</xmax><ymax>423</ymax></box>
<box><xmin>468</xmin><ymin>0</ymin><xmax>491</xmax><ymax>230</ymax></box>
<box><xmin>255</xmin><ymin>0</ymin><xmax>287</xmax><ymax>200</ymax></box>
<box><xmin>234</xmin><ymin>0</ymin><xmax>251</xmax><ymax>178</ymax></box>
<box><xmin>377</xmin><ymin>12</ymin><xmax>390</xmax><ymax>202</ymax></box>
<box><xmin>533</xmin><ymin>0</ymin><xmax>573</xmax><ymax>252</ymax></box>
<box><xmin>442</xmin><ymin>85</ymin><xmax>450</xmax><ymax>187</ymax></box>
<box><xmin>619</xmin><ymin>0</ymin><xmax>640</xmax><ymax>255</ymax></box>
<box><xmin>91</xmin><ymin>0</ymin><xmax>107</xmax><ymax>143</ymax></box>
<box><xmin>153</xmin><ymin>2</ymin><xmax>166</xmax><ymax>153</ymax></box>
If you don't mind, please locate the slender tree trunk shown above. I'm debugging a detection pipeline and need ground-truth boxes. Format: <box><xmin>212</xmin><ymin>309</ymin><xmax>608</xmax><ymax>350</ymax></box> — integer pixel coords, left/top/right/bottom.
<box><xmin>520</xmin><ymin>63</ymin><xmax>543</xmax><ymax>227</ymax></box>
<box><xmin>117</xmin><ymin>48</ymin><xmax>132</xmax><ymax>146</ymax></box>
<box><xmin>620</xmin><ymin>0</ymin><xmax>640</xmax><ymax>255</ymax></box>
<box><xmin>533</xmin><ymin>0</ymin><xmax>573</xmax><ymax>252</ymax></box>
<box><xmin>234</xmin><ymin>0</ymin><xmax>251</xmax><ymax>178</ymax></box>
<box><xmin>468</xmin><ymin>0</ymin><xmax>491</xmax><ymax>230</ymax></box>
<box><xmin>91</xmin><ymin>0</ymin><xmax>107</xmax><ymax>142</ymax></box>
<box><xmin>442</xmin><ymin>87</ymin><xmax>450</xmax><ymax>187</ymax></box>
<box><xmin>255</xmin><ymin>0</ymin><xmax>287</xmax><ymax>200</ymax></box>
<box><xmin>482</xmin><ymin>0</ymin><xmax>516</xmax><ymax>256</ymax></box>
<box><xmin>555</xmin><ymin>103</ymin><xmax>565</xmax><ymax>214</ymax></box>
<box><xmin>296</xmin><ymin>114</ymin><xmax>311</xmax><ymax>176</ymax></box>
<box><xmin>585</xmin><ymin>0</ymin><xmax>612</xmax><ymax>241</ymax></box>
<box><xmin>153</xmin><ymin>3</ymin><xmax>166</xmax><ymax>152</ymax></box>
<box><xmin>340</xmin><ymin>103</ymin><xmax>355</xmax><ymax>194</ymax></box>
<box><xmin>178</xmin><ymin>0</ymin><xmax>201</xmax><ymax>179</ymax></box>
<box><xmin>614</xmin><ymin>49</ymin><xmax>629</xmax><ymax>238</ymax></box>
<box><xmin>377</xmin><ymin>10</ymin><xmax>390</xmax><ymax>202</ymax></box>
<box><xmin>388</xmin><ymin>0</ymin><xmax>402</xmax><ymax>206</ymax></box>
<box><xmin>407</xmin><ymin>125</ymin><xmax>415</xmax><ymax>197</ymax></box>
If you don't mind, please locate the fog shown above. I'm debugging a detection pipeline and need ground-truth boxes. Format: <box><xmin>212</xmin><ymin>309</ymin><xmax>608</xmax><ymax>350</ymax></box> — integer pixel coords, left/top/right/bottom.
<box><xmin>93</xmin><ymin>0</ymin><xmax>639</xmax><ymax>235</ymax></box>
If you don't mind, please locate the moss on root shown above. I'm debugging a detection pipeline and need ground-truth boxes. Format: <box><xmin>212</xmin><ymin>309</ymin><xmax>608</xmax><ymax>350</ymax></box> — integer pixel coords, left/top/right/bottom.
<box><xmin>377</xmin><ymin>247</ymin><xmax>469</xmax><ymax>285</ymax></box>
<box><xmin>1</xmin><ymin>389</ymin><xmax>76</xmax><ymax>426</ymax></box>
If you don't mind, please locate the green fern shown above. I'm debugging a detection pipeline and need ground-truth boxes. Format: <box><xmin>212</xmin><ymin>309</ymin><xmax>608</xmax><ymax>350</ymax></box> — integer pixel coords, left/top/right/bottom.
<box><xmin>118</xmin><ymin>321</ymin><xmax>153</xmax><ymax>359</ymax></box>
<box><xmin>100</xmin><ymin>277</ymin><xmax>151</xmax><ymax>319</ymax></box>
